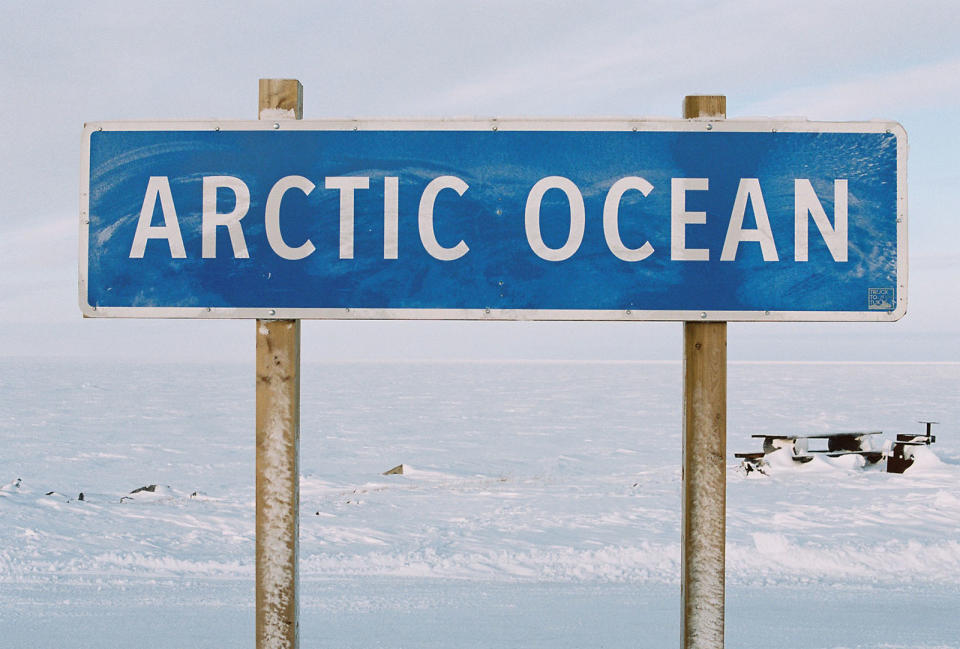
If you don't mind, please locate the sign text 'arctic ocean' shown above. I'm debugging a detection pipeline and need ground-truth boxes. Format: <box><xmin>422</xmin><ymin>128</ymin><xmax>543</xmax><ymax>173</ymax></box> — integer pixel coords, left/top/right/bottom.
<box><xmin>80</xmin><ymin>119</ymin><xmax>906</xmax><ymax>321</ymax></box>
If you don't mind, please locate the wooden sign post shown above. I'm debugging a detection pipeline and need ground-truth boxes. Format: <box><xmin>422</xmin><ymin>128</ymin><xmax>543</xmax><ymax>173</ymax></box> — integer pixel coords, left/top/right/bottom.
<box><xmin>681</xmin><ymin>95</ymin><xmax>728</xmax><ymax>649</ymax></box>
<box><xmin>255</xmin><ymin>79</ymin><xmax>303</xmax><ymax>649</ymax></box>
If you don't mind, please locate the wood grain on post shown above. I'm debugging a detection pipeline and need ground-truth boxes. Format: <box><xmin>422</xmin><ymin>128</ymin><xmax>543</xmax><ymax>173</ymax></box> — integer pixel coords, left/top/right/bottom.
<box><xmin>683</xmin><ymin>95</ymin><xmax>726</xmax><ymax>120</ymax></box>
<box><xmin>259</xmin><ymin>79</ymin><xmax>303</xmax><ymax>119</ymax></box>
<box><xmin>682</xmin><ymin>95</ymin><xmax>727</xmax><ymax>649</ymax></box>
<box><xmin>256</xmin><ymin>78</ymin><xmax>302</xmax><ymax>649</ymax></box>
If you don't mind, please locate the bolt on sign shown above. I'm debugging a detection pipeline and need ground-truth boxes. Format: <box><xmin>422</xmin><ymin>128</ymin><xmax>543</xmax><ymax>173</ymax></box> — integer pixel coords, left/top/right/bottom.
<box><xmin>80</xmin><ymin>119</ymin><xmax>906</xmax><ymax>321</ymax></box>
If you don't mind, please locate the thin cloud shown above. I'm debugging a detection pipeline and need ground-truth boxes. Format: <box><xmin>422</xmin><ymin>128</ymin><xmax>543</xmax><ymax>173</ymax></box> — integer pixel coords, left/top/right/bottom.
<box><xmin>413</xmin><ymin>2</ymin><xmax>959</xmax><ymax>118</ymax></box>
<box><xmin>740</xmin><ymin>59</ymin><xmax>960</xmax><ymax>120</ymax></box>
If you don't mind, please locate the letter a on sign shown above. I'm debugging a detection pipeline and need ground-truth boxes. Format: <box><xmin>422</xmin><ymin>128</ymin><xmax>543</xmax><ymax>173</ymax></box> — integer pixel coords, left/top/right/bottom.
<box><xmin>130</xmin><ymin>176</ymin><xmax>186</xmax><ymax>259</ymax></box>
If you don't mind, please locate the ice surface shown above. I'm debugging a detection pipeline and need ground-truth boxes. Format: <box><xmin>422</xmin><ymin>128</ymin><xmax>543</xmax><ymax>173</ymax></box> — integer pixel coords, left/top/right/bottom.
<box><xmin>1</xmin><ymin>359</ymin><xmax>959</xmax><ymax>648</ymax></box>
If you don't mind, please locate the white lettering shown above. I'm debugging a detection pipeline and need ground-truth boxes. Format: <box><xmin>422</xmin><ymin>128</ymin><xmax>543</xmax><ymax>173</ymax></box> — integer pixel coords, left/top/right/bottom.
<box><xmin>129</xmin><ymin>176</ymin><xmax>186</xmax><ymax>258</ymax></box>
<box><xmin>603</xmin><ymin>176</ymin><xmax>655</xmax><ymax>262</ymax></box>
<box><xmin>383</xmin><ymin>176</ymin><xmax>399</xmax><ymax>260</ymax></box>
<box><xmin>795</xmin><ymin>179</ymin><xmax>848</xmax><ymax>262</ymax></box>
<box><xmin>721</xmin><ymin>178</ymin><xmax>778</xmax><ymax>261</ymax></box>
<box><xmin>202</xmin><ymin>176</ymin><xmax>250</xmax><ymax>259</ymax></box>
<box><xmin>418</xmin><ymin>176</ymin><xmax>470</xmax><ymax>261</ymax></box>
<box><xmin>525</xmin><ymin>176</ymin><xmax>585</xmax><ymax>262</ymax></box>
<box><xmin>670</xmin><ymin>178</ymin><xmax>709</xmax><ymax>261</ymax></box>
<box><xmin>325</xmin><ymin>176</ymin><xmax>370</xmax><ymax>260</ymax></box>
<box><xmin>265</xmin><ymin>175</ymin><xmax>316</xmax><ymax>260</ymax></box>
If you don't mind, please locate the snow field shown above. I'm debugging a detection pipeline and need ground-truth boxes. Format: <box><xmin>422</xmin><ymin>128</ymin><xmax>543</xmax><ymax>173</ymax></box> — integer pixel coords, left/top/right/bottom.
<box><xmin>1</xmin><ymin>359</ymin><xmax>958</xmax><ymax>647</ymax></box>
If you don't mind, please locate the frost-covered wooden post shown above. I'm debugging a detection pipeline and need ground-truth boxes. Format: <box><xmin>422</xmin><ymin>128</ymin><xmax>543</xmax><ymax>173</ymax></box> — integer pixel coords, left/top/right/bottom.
<box><xmin>256</xmin><ymin>78</ymin><xmax>302</xmax><ymax>649</ymax></box>
<box><xmin>681</xmin><ymin>95</ymin><xmax>727</xmax><ymax>649</ymax></box>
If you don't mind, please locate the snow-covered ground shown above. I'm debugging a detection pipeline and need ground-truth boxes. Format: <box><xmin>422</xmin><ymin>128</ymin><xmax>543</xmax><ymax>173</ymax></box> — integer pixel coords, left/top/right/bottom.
<box><xmin>2</xmin><ymin>359</ymin><xmax>958</xmax><ymax>648</ymax></box>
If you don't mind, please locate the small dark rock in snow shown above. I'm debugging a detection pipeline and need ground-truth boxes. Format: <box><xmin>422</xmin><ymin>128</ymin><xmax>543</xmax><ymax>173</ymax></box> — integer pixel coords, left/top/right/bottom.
<box><xmin>383</xmin><ymin>464</ymin><xmax>405</xmax><ymax>475</ymax></box>
<box><xmin>78</xmin><ymin>492</ymin><xmax>85</xmax><ymax>501</ymax></box>
<box><xmin>121</xmin><ymin>484</ymin><xmax>164</xmax><ymax>502</ymax></box>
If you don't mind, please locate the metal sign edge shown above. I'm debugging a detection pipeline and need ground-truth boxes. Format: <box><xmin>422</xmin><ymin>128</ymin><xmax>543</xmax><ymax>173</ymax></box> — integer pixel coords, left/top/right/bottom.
<box><xmin>82</xmin><ymin>118</ymin><xmax>905</xmax><ymax>134</ymax></box>
<box><xmin>78</xmin><ymin>306</ymin><xmax>906</xmax><ymax>322</ymax></box>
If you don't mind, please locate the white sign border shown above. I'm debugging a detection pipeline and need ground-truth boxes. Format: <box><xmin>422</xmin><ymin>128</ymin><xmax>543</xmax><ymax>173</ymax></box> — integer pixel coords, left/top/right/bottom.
<box><xmin>80</xmin><ymin>118</ymin><xmax>907</xmax><ymax>322</ymax></box>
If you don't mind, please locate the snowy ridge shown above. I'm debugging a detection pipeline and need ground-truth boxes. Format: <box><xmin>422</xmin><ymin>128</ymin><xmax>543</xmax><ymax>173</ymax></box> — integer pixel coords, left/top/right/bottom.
<box><xmin>300</xmin><ymin>543</ymin><xmax>681</xmax><ymax>583</ymax></box>
<box><xmin>300</xmin><ymin>538</ymin><xmax>960</xmax><ymax>586</ymax></box>
<box><xmin>6</xmin><ymin>536</ymin><xmax>960</xmax><ymax>588</ymax></box>
<box><xmin>729</xmin><ymin>537</ymin><xmax>960</xmax><ymax>586</ymax></box>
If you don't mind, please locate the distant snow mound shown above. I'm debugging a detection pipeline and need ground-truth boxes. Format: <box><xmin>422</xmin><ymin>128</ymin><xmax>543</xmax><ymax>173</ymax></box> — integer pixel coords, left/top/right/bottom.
<box><xmin>743</xmin><ymin>446</ymin><xmax>949</xmax><ymax>477</ymax></box>
<box><xmin>758</xmin><ymin>448</ymin><xmax>866</xmax><ymax>474</ymax></box>
<box><xmin>120</xmin><ymin>484</ymin><xmax>178</xmax><ymax>503</ymax></box>
<box><xmin>751</xmin><ymin>532</ymin><xmax>791</xmax><ymax>555</ymax></box>
<box><xmin>906</xmin><ymin>446</ymin><xmax>944</xmax><ymax>470</ymax></box>
<box><xmin>0</xmin><ymin>477</ymin><xmax>22</xmax><ymax>493</ymax></box>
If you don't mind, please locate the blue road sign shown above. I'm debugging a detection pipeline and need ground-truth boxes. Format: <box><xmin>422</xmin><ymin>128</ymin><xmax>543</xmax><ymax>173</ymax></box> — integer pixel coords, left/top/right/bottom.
<box><xmin>80</xmin><ymin>119</ymin><xmax>906</xmax><ymax>321</ymax></box>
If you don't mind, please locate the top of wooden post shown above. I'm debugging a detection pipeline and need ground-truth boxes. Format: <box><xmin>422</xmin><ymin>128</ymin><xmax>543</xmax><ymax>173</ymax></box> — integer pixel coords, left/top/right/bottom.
<box><xmin>683</xmin><ymin>95</ymin><xmax>726</xmax><ymax>119</ymax></box>
<box><xmin>258</xmin><ymin>79</ymin><xmax>303</xmax><ymax>119</ymax></box>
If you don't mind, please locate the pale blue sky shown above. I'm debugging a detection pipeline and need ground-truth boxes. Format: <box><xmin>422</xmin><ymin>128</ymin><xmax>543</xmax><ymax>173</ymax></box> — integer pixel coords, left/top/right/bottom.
<box><xmin>1</xmin><ymin>0</ymin><xmax>958</xmax><ymax>361</ymax></box>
